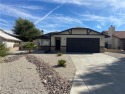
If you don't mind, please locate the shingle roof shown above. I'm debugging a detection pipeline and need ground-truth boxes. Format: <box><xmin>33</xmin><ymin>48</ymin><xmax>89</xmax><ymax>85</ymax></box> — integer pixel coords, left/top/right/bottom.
<box><xmin>113</xmin><ymin>31</ymin><xmax>125</xmax><ymax>39</ymax></box>
<box><xmin>0</xmin><ymin>29</ymin><xmax>21</xmax><ymax>41</ymax></box>
<box><xmin>103</xmin><ymin>31</ymin><xmax>125</xmax><ymax>39</ymax></box>
<box><xmin>36</xmin><ymin>27</ymin><xmax>110</xmax><ymax>39</ymax></box>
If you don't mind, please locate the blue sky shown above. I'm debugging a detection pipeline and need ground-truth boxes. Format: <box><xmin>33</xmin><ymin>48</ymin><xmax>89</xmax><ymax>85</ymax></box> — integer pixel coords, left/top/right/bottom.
<box><xmin>1</xmin><ymin>0</ymin><xmax>125</xmax><ymax>34</ymax></box>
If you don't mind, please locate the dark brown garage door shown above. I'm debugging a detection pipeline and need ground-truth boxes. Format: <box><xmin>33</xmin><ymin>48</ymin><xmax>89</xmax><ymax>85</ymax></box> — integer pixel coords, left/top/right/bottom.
<box><xmin>123</xmin><ymin>40</ymin><xmax>125</xmax><ymax>50</ymax></box>
<box><xmin>66</xmin><ymin>38</ymin><xmax>100</xmax><ymax>53</ymax></box>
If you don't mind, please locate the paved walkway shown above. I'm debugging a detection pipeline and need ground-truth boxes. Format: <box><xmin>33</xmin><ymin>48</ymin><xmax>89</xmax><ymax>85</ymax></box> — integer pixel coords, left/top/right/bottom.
<box><xmin>70</xmin><ymin>53</ymin><xmax>125</xmax><ymax>94</ymax></box>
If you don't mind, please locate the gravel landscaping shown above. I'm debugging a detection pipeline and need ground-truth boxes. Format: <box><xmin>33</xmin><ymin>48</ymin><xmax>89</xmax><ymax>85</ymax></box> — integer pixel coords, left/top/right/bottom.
<box><xmin>0</xmin><ymin>53</ymin><xmax>76</xmax><ymax>94</ymax></box>
<box><xmin>0</xmin><ymin>56</ymin><xmax>47</xmax><ymax>94</ymax></box>
<box><xmin>0</xmin><ymin>57</ymin><xmax>4</xmax><ymax>63</ymax></box>
<box><xmin>32</xmin><ymin>54</ymin><xmax>76</xmax><ymax>80</ymax></box>
<box><xmin>4</xmin><ymin>55</ymin><xmax>23</xmax><ymax>63</ymax></box>
<box><xmin>26</xmin><ymin>55</ymin><xmax>72</xmax><ymax>94</ymax></box>
<box><xmin>105</xmin><ymin>52</ymin><xmax>125</xmax><ymax>58</ymax></box>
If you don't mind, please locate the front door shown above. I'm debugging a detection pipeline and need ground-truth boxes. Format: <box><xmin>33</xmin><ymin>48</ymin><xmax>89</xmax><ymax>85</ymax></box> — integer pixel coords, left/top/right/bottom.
<box><xmin>55</xmin><ymin>39</ymin><xmax>61</xmax><ymax>50</ymax></box>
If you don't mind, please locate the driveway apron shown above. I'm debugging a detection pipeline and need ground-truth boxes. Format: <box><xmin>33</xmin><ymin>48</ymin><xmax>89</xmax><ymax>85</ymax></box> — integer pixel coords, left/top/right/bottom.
<box><xmin>70</xmin><ymin>53</ymin><xmax>125</xmax><ymax>94</ymax></box>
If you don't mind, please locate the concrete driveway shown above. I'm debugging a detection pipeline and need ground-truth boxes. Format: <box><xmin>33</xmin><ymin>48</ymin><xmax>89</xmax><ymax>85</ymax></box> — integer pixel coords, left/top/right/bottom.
<box><xmin>70</xmin><ymin>53</ymin><xmax>125</xmax><ymax>94</ymax></box>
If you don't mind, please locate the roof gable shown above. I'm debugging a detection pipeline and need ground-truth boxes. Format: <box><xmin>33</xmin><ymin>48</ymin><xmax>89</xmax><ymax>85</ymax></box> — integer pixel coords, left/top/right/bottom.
<box><xmin>36</xmin><ymin>27</ymin><xmax>109</xmax><ymax>39</ymax></box>
<box><xmin>53</xmin><ymin>27</ymin><xmax>109</xmax><ymax>37</ymax></box>
<box><xmin>0</xmin><ymin>29</ymin><xmax>21</xmax><ymax>41</ymax></box>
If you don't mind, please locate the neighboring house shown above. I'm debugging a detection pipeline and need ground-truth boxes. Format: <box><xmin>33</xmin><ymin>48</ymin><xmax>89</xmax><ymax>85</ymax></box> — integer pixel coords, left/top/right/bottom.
<box><xmin>0</xmin><ymin>29</ymin><xmax>21</xmax><ymax>51</ymax></box>
<box><xmin>103</xmin><ymin>26</ymin><xmax>125</xmax><ymax>50</ymax></box>
<box><xmin>34</xmin><ymin>27</ymin><xmax>109</xmax><ymax>53</ymax></box>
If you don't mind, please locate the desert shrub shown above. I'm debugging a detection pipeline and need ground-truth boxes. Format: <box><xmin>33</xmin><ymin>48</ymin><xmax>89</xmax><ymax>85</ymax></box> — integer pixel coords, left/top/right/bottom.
<box><xmin>0</xmin><ymin>44</ymin><xmax>8</xmax><ymax>57</ymax></box>
<box><xmin>57</xmin><ymin>53</ymin><xmax>63</xmax><ymax>56</ymax></box>
<box><xmin>58</xmin><ymin>59</ymin><xmax>66</xmax><ymax>67</ymax></box>
<box><xmin>24</xmin><ymin>42</ymin><xmax>37</xmax><ymax>53</ymax></box>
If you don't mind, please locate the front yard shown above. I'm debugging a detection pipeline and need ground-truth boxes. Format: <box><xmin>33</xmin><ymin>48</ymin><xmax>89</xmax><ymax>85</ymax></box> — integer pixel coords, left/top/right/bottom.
<box><xmin>0</xmin><ymin>53</ymin><xmax>76</xmax><ymax>94</ymax></box>
<box><xmin>32</xmin><ymin>53</ymin><xmax>76</xmax><ymax>80</ymax></box>
<box><xmin>0</xmin><ymin>51</ymin><xmax>125</xmax><ymax>94</ymax></box>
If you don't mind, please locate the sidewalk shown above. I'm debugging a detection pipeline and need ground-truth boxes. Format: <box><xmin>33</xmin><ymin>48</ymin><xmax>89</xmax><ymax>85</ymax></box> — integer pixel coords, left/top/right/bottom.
<box><xmin>70</xmin><ymin>71</ymin><xmax>92</xmax><ymax>94</ymax></box>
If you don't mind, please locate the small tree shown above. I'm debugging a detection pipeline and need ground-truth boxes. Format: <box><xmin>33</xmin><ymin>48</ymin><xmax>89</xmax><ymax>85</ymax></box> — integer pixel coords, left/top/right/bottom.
<box><xmin>13</xmin><ymin>18</ymin><xmax>41</xmax><ymax>41</ymax></box>
<box><xmin>0</xmin><ymin>44</ymin><xmax>8</xmax><ymax>57</ymax></box>
<box><xmin>24</xmin><ymin>42</ymin><xmax>37</xmax><ymax>53</ymax></box>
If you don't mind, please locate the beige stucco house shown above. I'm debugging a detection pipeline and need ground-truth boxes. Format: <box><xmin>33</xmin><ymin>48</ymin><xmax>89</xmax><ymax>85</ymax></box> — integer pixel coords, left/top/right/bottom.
<box><xmin>34</xmin><ymin>27</ymin><xmax>109</xmax><ymax>53</ymax></box>
<box><xmin>0</xmin><ymin>29</ymin><xmax>21</xmax><ymax>51</ymax></box>
<box><xmin>103</xmin><ymin>26</ymin><xmax>125</xmax><ymax>50</ymax></box>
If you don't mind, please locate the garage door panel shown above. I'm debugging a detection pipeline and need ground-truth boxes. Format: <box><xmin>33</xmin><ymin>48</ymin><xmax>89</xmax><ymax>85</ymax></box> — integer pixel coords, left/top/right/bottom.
<box><xmin>66</xmin><ymin>38</ymin><xmax>100</xmax><ymax>53</ymax></box>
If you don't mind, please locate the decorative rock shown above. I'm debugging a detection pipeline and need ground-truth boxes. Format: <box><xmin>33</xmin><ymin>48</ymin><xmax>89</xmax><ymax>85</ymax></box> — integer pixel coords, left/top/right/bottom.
<box><xmin>4</xmin><ymin>55</ymin><xmax>22</xmax><ymax>63</ymax></box>
<box><xmin>25</xmin><ymin>55</ymin><xmax>72</xmax><ymax>94</ymax></box>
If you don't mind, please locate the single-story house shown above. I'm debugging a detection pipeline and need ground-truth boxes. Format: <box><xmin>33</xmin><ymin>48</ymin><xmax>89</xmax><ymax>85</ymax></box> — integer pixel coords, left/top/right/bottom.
<box><xmin>0</xmin><ymin>29</ymin><xmax>21</xmax><ymax>51</ymax></box>
<box><xmin>103</xmin><ymin>25</ymin><xmax>125</xmax><ymax>50</ymax></box>
<box><xmin>34</xmin><ymin>27</ymin><xmax>109</xmax><ymax>53</ymax></box>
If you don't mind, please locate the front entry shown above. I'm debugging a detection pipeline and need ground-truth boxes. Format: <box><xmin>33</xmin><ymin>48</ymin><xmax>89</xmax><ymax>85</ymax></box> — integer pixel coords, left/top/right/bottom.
<box><xmin>55</xmin><ymin>38</ymin><xmax>61</xmax><ymax>51</ymax></box>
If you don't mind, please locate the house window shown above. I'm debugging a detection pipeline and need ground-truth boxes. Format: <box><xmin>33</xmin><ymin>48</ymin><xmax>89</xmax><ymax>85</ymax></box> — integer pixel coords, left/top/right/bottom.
<box><xmin>40</xmin><ymin>39</ymin><xmax>50</xmax><ymax>46</ymax></box>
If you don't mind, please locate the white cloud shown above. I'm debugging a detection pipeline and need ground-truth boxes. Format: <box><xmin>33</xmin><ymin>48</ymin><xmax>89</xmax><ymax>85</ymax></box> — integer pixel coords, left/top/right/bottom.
<box><xmin>16</xmin><ymin>5</ymin><xmax>43</xmax><ymax>10</ymax></box>
<box><xmin>0</xmin><ymin>23</ymin><xmax>9</xmax><ymax>27</ymax></box>
<box><xmin>0</xmin><ymin>19</ymin><xmax>10</xmax><ymax>28</ymax></box>
<box><xmin>35</xmin><ymin>0</ymin><xmax>125</xmax><ymax>10</ymax></box>
<box><xmin>2</xmin><ymin>0</ymin><xmax>125</xmax><ymax>32</ymax></box>
<box><xmin>35</xmin><ymin>3</ymin><xmax>64</xmax><ymax>24</ymax></box>
<box><xmin>79</xmin><ymin>14</ymin><xmax>125</xmax><ymax>27</ymax></box>
<box><xmin>0</xmin><ymin>4</ymin><xmax>40</xmax><ymax>20</ymax></box>
<box><xmin>32</xmin><ymin>0</ymin><xmax>100</xmax><ymax>6</ymax></box>
<box><xmin>0</xmin><ymin>19</ymin><xmax>8</xmax><ymax>24</ymax></box>
<box><xmin>42</xmin><ymin>14</ymin><xmax>84</xmax><ymax>26</ymax></box>
<box><xmin>36</xmin><ymin>14</ymin><xmax>86</xmax><ymax>32</ymax></box>
<box><xmin>109</xmin><ymin>0</ymin><xmax>125</xmax><ymax>9</ymax></box>
<box><xmin>50</xmin><ymin>14</ymin><xmax>83</xmax><ymax>24</ymax></box>
<box><xmin>97</xmin><ymin>25</ymin><xmax>102</xmax><ymax>29</ymax></box>
<box><xmin>32</xmin><ymin>0</ymin><xmax>125</xmax><ymax>29</ymax></box>
<box><xmin>81</xmin><ymin>14</ymin><xmax>107</xmax><ymax>22</ymax></box>
<box><xmin>41</xmin><ymin>23</ymin><xmax>58</xmax><ymax>28</ymax></box>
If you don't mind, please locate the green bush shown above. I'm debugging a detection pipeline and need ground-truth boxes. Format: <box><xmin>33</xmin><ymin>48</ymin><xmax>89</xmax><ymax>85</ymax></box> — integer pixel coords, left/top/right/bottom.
<box><xmin>57</xmin><ymin>53</ymin><xmax>63</xmax><ymax>56</ymax></box>
<box><xmin>58</xmin><ymin>59</ymin><xmax>66</xmax><ymax>67</ymax></box>
<box><xmin>0</xmin><ymin>44</ymin><xmax>8</xmax><ymax>57</ymax></box>
<box><xmin>24</xmin><ymin>42</ymin><xmax>37</xmax><ymax>53</ymax></box>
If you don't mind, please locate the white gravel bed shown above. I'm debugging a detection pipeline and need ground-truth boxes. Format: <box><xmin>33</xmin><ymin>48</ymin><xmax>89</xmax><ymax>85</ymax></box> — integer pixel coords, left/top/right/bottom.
<box><xmin>0</xmin><ymin>57</ymin><xmax>48</xmax><ymax>94</ymax></box>
<box><xmin>32</xmin><ymin>54</ymin><xmax>76</xmax><ymax>80</ymax></box>
<box><xmin>26</xmin><ymin>55</ymin><xmax>72</xmax><ymax>94</ymax></box>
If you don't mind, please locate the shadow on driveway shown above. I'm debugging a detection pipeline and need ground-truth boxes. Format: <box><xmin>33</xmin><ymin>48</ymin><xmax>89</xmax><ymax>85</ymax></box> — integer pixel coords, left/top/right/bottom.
<box><xmin>73</xmin><ymin>57</ymin><xmax>125</xmax><ymax>94</ymax></box>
